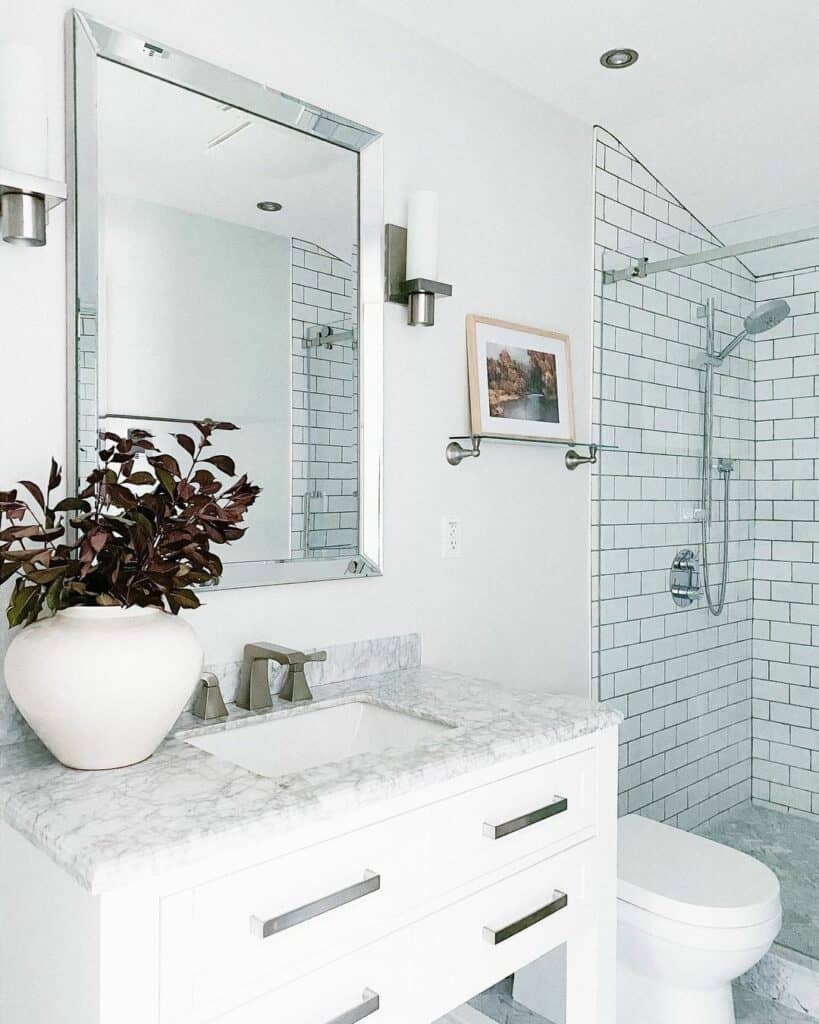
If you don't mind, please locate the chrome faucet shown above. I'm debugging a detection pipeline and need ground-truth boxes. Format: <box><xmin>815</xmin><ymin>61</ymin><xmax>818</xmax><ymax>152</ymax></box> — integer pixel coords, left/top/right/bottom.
<box><xmin>236</xmin><ymin>643</ymin><xmax>327</xmax><ymax>709</ymax></box>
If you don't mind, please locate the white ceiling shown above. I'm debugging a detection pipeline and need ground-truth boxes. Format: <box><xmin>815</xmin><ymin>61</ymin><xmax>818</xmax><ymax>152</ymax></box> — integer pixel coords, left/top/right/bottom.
<box><xmin>360</xmin><ymin>0</ymin><xmax>819</xmax><ymax>235</ymax></box>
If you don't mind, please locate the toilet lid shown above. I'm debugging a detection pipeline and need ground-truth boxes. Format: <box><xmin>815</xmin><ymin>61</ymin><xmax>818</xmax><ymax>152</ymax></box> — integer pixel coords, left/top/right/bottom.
<box><xmin>618</xmin><ymin>814</ymin><xmax>781</xmax><ymax>928</ymax></box>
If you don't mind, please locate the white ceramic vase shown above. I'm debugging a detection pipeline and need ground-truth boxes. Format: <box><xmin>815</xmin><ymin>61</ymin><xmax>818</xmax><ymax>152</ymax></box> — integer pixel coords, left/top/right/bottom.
<box><xmin>4</xmin><ymin>605</ymin><xmax>203</xmax><ymax>770</ymax></box>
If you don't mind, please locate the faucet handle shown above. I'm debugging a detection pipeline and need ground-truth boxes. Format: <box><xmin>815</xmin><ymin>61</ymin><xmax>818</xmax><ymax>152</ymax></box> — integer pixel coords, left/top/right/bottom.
<box><xmin>278</xmin><ymin>647</ymin><xmax>327</xmax><ymax>704</ymax></box>
<box><xmin>192</xmin><ymin>672</ymin><xmax>229</xmax><ymax>721</ymax></box>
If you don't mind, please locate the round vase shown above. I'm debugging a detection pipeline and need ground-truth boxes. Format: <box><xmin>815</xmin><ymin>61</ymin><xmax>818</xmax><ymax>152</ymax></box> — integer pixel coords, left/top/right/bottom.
<box><xmin>3</xmin><ymin>605</ymin><xmax>203</xmax><ymax>770</ymax></box>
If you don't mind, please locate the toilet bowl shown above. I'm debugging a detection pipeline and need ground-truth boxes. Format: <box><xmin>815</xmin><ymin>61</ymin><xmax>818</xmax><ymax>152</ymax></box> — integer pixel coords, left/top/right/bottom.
<box><xmin>617</xmin><ymin>814</ymin><xmax>781</xmax><ymax>1024</ymax></box>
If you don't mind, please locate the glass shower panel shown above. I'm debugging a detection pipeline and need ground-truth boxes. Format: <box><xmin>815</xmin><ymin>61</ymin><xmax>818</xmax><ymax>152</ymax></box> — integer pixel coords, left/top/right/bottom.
<box><xmin>594</xmin><ymin>248</ymin><xmax>755</xmax><ymax>827</ymax></box>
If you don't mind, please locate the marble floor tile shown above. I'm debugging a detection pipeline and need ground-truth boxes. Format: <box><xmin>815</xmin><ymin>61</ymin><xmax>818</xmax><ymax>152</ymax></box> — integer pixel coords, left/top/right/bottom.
<box><xmin>446</xmin><ymin>973</ymin><xmax>817</xmax><ymax>1024</ymax></box>
<box><xmin>468</xmin><ymin>978</ymin><xmax>554</xmax><ymax>1024</ymax></box>
<box><xmin>734</xmin><ymin>983</ymin><xmax>818</xmax><ymax>1024</ymax></box>
<box><xmin>697</xmin><ymin>801</ymin><xmax>819</xmax><ymax>961</ymax></box>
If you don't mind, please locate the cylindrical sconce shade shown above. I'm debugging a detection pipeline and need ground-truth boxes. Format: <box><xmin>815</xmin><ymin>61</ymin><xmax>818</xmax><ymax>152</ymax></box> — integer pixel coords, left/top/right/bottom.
<box><xmin>1</xmin><ymin>192</ymin><xmax>46</xmax><ymax>246</ymax></box>
<box><xmin>406</xmin><ymin>190</ymin><xmax>438</xmax><ymax>280</ymax></box>
<box><xmin>408</xmin><ymin>291</ymin><xmax>435</xmax><ymax>327</ymax></box>
<box><xmin>0</xmin><ymin>43</ymin><xmax>48</xmax><ymax>177</ymax></box>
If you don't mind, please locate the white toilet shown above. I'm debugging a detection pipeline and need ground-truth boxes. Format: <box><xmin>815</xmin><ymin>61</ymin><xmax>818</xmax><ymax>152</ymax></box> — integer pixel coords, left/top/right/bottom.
<box><xmin>618</xmin><ymin>814</ymin><xmax>782</xmax><ymax>1024</ymax></box>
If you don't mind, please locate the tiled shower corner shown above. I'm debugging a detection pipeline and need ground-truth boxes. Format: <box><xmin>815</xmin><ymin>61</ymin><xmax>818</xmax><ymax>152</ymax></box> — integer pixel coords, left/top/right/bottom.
<box><xmin>592</xmin><ymin>126</ymin><xmax>755</xmax><ymax>829</ymax></box>
<box><xmin>593</xmin><ymin>126</ymin><xmax>819</xmax><ymax>828</ymax></box>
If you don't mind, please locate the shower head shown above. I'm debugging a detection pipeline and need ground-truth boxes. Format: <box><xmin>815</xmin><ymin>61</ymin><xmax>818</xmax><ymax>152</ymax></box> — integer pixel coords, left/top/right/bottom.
<box><xmin>744</xmin><ymin>298</ymin><xmax>791</xmax><ymax>335</ymax></box>
<box><xmin>715</xmin><ymin>298</ymin><xmax>791</xmax><ymax>362</ymax></box>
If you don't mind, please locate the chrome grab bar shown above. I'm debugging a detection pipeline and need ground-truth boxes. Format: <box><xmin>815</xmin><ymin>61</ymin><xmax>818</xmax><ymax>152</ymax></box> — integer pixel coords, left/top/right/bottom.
<box><xmin>250</xmin><ymin>870</ymin><xmax>380</xmax><ymax>939</ymax></box>
<box><xmin>483</xmin><ymin>796</ymin><xmax>568</xmax><ymax>840</ymax></box>
<box><xmin>483</xmin><ymin>890</ymin><xmax>568</xmax><ymax>945</ymax></box>
<box><xmin>325</xmin><ymin>989</ymin><xmax>380</xmax><ymax>1024</ymax></box>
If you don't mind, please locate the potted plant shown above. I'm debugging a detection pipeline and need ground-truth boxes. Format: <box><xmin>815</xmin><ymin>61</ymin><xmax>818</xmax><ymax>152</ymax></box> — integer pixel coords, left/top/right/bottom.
<box><xmin>1</xmin><ymin>420</ymin><xmax>259</xmax><ymax>770</ymax></box>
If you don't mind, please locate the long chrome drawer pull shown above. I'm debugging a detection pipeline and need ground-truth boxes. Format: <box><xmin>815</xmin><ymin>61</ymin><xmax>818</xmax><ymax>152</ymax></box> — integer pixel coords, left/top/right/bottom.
<box><xmin>250</xmin><ymin>871</ymin><xmax>380</xmax><ymax>939</ymax></box>
<box><xmin>325</xmin><ymin>989</ymin><xmax>380</xmax><ymax>1024</ymax></box>
<box><xmin>483</xmin><ymin>796</ymin><xmax>568</xmax><ymax>839</ymax></box>
<box><xmin>483</xmin><ymin>890</ymin><xmax>568</xmax><ymax>945</ymax></box>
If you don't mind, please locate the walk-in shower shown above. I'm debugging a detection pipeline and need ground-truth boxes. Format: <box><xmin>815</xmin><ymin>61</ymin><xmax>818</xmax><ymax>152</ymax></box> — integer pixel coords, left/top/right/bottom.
<box><xmin>699</xmin><ymin>297</ymin><xmax>791</xmax><ymax>616</ymax></box>
<box><xmin>593</xmin><ymin>126</ymin><xmax>819</xmax><ymax>1014</ymax></box>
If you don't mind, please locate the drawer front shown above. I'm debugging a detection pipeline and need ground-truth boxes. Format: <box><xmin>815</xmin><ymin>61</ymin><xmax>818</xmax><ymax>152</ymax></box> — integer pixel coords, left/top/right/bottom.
<box><xmin>213</xmin><ymin>839</ymin><xmax>595</xmax><ymax>1024</ymax></box>
<box><xmin>185</xmin><ymin>748</ymin><xmax>596</xmax><ymax>1017</ymax></box>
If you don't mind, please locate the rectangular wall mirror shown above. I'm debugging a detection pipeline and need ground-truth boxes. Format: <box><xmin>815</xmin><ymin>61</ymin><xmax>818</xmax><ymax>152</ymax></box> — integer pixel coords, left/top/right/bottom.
<box><xmin>67</xmin><ymin>11</ymin><xmax>384</xmax><ymax>589</ymax></box>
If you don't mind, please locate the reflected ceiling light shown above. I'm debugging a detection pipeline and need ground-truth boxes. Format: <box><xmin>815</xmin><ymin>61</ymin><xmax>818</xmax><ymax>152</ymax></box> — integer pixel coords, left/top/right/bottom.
<box><xmin>256</xmin><ymin>201</ymin><xmax>283</xmax><ymax>212</ymax></box>
<box><xmin>600</xmin><ymin>48</ymin><xmax>639</xmax><ymax>69</ymax></box>
<box><xmin>207</xmin><ymin>120</ymin><xmax>252</xmax><ymax>149</ymax></box>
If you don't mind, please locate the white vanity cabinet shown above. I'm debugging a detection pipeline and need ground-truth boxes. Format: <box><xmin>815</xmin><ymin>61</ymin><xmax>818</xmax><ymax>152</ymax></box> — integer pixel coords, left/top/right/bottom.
<box><xmin>0</xmin><ymin>727</ymin><xmax>617</xmax><ymax>1024</ymax></box>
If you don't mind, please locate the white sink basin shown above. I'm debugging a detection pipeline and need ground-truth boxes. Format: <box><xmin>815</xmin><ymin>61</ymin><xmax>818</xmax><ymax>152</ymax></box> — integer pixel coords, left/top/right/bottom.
<box><xmin>185</xmin><ymin>700</ymin><xmax>453</xmax><ymax>778</ymax></box>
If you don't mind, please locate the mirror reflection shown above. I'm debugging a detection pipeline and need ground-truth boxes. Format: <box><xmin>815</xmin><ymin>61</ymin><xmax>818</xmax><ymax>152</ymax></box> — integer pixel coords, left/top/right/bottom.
<box><xmin>77</xmin><ymin>59</ymin><xmax>360</xmax><ymax>567</ymax></box>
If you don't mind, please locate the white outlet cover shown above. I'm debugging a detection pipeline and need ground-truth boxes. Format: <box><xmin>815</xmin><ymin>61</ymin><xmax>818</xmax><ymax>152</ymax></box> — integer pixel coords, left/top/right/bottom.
<box><xmin>442</xmin><ymin>516</ymin><xmax>462</xmax><ymax>558</ymax></box>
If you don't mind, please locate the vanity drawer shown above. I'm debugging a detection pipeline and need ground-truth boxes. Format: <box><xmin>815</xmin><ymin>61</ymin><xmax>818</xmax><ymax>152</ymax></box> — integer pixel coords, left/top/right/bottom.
<box><xmin>184</xmin><ymin>748</ymin><xmax>596</xmax><ymax>1016</ymax></box>
<box><xmin>212</xmin><ymin>838</ymin><xmax>595</xmax><ymax>1024</ymax></box>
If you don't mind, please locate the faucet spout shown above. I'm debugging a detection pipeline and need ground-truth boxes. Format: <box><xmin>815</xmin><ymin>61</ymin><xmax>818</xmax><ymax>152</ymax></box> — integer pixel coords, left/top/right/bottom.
<box><xmin>237</xmin><ymin>643</ymin><xmax>327</xmax><ymax>709</ymax></box>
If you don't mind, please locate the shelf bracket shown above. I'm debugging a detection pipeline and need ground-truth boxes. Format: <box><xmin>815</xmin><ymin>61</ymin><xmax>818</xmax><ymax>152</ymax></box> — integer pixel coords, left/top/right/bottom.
<box><xmin>564</xmin><ymin>445</ymin><xmax>598</xmax><ymax>470</ymax></box>
<box><xmin>446</xmin><ymin>436</ymin><xmax>481</xmax><ymax>466</ymax></box>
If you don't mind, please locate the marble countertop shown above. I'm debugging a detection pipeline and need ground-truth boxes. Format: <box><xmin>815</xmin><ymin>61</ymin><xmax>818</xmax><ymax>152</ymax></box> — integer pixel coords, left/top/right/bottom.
<box><xmin>0</xmin><ymin>667</ymin><xmax>620</xmax><ymax>893</ymax></box>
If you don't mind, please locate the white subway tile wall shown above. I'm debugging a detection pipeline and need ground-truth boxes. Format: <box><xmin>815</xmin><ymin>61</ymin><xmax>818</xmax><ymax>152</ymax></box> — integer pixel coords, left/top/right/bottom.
<box><xmin>593</xmin><ymin>128</ymin><xmax>757</xmax><ymax>829</ymax></box>
<box><xmin>290</xmin><ymin>238</ymin><xmax>359</xmax><ymax>559</ymax></box>
<box><xmin>752</xmin><ymin>265</ymin><xmax>819</xmax><ymax>818</ymax></box>
<box><xmin>76</xmin><ymin>308</ymin><xmax>99</xmax><ymax>484</ymax></box>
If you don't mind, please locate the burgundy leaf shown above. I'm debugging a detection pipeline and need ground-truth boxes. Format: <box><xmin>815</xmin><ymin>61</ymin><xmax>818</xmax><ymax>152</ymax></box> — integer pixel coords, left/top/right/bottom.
<box><xmin>54</xmin><ymin>497</ymin><xmax>91</xmax><ymax>513</ymax></box>
<box><xmin>204</xmin><ymin>455</ymin><xmax>236</xmax><ymax>476</ymax></box>
<box><xmin>173</xmin><ymin>433</ymin><xmax>197</xmax><ymax>458</ymax></box>
<box><xmin>149</xmin><ymin>453</ymin><xmax>182</xmax><ymax>478</ymax></box>
<box><xmin>18</xmin><ymin>480</ymin><xmax>45</xmax><ymax>510</ymax></box>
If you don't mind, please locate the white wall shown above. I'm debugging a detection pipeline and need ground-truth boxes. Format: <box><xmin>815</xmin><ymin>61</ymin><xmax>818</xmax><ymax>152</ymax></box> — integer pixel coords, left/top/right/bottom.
<box><xmin>0</xmin><ymin>0</ymin><xmax>594</xmax><ymax>701</ymax></box>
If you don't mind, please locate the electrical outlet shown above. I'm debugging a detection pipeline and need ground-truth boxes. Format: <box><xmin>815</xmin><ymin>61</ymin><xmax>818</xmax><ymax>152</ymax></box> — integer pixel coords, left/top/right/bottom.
<box><xmin>442</xmin><ymin>516</ymin><xmax>462</xmax><ymax>558</ymax></box>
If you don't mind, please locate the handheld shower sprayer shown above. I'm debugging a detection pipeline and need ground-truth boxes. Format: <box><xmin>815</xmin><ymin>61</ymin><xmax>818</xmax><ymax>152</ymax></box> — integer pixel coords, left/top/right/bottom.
<box><xmin>698</xmin><ymin>297</ymin><xmax>790</xmax><ymax>615</ymax></box>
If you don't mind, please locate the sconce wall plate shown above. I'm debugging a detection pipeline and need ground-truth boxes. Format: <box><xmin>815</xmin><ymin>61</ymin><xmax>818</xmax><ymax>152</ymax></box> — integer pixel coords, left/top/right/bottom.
<box><xmin>384</xmin><ymin>223</ymin><xmax>452</xmax><ymax>326</ymax></box>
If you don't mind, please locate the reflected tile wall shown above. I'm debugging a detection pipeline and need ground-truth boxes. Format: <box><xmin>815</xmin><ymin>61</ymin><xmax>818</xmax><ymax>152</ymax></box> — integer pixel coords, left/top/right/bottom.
<box><xmin>290</xmin><ymin>237</ymin><xmax>359</xmax><ymax>559</ymax></box>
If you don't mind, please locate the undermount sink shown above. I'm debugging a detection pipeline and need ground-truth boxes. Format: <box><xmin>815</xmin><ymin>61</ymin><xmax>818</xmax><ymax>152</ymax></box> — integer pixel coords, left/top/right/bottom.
<box><xmin>184</xmin><ymin>700</ymin><xmax>454</xmax><ymax>778</ymax></box>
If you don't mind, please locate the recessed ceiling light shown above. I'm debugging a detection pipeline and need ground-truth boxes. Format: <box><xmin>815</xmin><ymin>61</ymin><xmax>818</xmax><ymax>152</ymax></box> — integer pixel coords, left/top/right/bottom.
<box><xmin>256</xmin><ymin>201</ymin><xmax>283</xmax><ymax>212</ymax></box>
<box><xmin>600</xmin><ymin>48</ymin><xmax>639</xmax><ymax>70</ymax></box>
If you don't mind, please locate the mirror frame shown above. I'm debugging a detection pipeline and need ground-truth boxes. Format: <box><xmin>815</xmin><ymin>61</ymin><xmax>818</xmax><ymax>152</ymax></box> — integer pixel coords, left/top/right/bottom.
<box><xmin>66</xmin><ymin>11</ymin><xmax>384</xmax><ymax>589</ymax></box>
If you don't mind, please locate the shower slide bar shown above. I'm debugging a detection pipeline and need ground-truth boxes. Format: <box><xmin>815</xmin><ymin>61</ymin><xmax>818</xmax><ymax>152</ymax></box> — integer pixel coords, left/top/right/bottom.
<box><xmin>602</xmin><ymin>224</ymin><xmax>819</xmax><ymax>285</ymax></box>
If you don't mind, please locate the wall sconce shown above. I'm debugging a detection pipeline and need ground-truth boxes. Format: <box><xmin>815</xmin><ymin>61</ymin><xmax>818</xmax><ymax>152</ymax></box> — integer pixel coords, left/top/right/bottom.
<box><xmin>385</xmin><ymin>190</ymin><xmax>452</xmax><ymax>326</ymax></box>
<box><xmin>0</xmin><ymin>42</ymin><xmax>66</xmax><ymax>247</ymax></box>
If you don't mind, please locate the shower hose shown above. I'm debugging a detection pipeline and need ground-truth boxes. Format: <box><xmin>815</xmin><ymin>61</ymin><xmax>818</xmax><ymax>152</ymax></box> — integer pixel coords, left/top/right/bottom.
<box><xmin>701</xmin><ymin>466</ymin><xmax>730</xmax><ymax>616</ymax></box>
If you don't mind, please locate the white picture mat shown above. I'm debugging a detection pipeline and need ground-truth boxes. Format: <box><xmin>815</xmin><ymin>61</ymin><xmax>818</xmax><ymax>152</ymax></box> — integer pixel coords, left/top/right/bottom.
<box><xmin>472</xmin><ymin>321</ymin><xmax>573</xmax><ymax>441</ymax></box>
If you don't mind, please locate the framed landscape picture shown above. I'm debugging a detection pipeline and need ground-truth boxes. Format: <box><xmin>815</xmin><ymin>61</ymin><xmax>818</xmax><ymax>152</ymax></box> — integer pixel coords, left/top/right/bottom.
<box><xmin>465</xmin><ymin>315</ymin><xmax>575</xmax><ymax>442</ymax></box>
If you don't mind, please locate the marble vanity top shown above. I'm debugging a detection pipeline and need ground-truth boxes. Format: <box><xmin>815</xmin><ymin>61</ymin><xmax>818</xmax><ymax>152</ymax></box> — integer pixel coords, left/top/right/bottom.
<box><xmin>0</xmin><ymin>667</ymin><xmax>620</xmax><ymax>893</ymax></box>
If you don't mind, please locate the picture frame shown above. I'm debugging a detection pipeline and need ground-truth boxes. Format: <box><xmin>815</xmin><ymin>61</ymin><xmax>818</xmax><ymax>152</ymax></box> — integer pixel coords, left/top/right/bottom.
<box><xmin>465</xmin><ymin>315</ymin><xmax>575</xmax><ymax>442</ymax></box>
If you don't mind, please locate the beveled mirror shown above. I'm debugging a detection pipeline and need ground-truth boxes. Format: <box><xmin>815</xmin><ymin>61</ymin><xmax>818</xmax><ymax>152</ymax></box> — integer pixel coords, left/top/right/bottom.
<box><xmin>67</xmin><ymin>11</ymin><xmax>383</xmax><ymax>589</ymax></box>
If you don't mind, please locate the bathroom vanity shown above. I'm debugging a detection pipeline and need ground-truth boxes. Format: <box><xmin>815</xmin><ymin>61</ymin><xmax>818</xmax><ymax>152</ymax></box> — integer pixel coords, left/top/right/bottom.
<box><xmin>0</xmin><ymin>666</ymin><xmax>619</xmax><ymax>1023</ymax></box>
